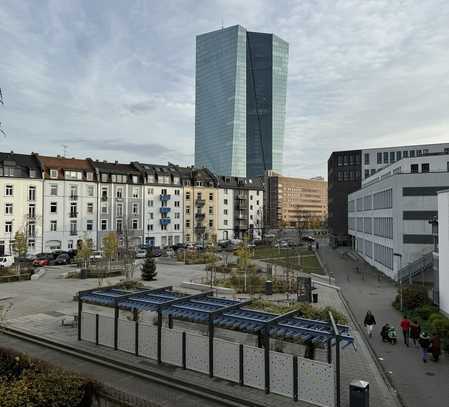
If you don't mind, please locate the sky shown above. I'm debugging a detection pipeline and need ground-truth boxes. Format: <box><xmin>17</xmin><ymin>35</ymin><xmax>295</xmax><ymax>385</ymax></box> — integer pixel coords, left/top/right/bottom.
<box><xmin>1</xmin><ymin>0</ymin><xmax>449</xmax><ymax>179</ymax></box>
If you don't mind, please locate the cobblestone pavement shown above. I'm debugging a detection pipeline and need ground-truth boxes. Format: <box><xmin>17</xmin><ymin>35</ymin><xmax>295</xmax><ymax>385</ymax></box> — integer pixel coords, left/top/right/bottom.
<box><xmin>318</xmin><ymin>242</ymin><xmax>449</xmax><ymax>407</ymax></box>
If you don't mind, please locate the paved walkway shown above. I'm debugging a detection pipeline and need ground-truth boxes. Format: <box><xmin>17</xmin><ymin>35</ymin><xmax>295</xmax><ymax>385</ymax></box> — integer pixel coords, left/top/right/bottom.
<box><xmin>318</xmin><ymin>243</ymin><xmax>449</xmax><ymax>407</ymax></box>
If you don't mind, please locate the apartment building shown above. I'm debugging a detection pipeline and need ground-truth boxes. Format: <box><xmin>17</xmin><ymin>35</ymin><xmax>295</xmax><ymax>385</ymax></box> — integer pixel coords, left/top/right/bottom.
<box><xmin>328</xmin><ymin>142</ymin><xmax>449</xmax><ymax>247</ymax></box>
<box><xmin>348</xmin><ymin>153</ymin><xmax>449</xmax><ymax>279</ymax></box>
<box><xmin>36</xmin><ymin>155</ymin><xmax>98</xmax><ymax>251</ymax></box>
<box><xmin>0</xmin><ymin>152</ymin><xmax>43</xmax><ymax>255</ymax></box>
<box><xmin>265</xmin><ymin>172</ymin><xmax>327</xmax><ymax>229</ymax></box>
<box><xmin>133</xmin><ymin>163</ymin><xmax>184</xmax><ymax>247</ymax></box>
<box><xmin>216</xmin><ymin>176</ymin><xmax>264</xmax><ymax>241</ymax></box>
<box><xmin>89</xmin><ymin>160</ymin><xmax>144</xmax><ymax>249</ymax></box>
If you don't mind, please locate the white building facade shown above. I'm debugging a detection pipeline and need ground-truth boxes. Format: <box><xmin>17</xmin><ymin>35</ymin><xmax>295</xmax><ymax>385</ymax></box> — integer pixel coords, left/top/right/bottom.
<box><xmin>348</xmin><ymin>154</ymin><xmax>449</xmax><ymax>279</ymax></box>
<box><xmin>437</xmin><ymin>190</ymin><xmax>449</xmax><ymax>317</ymax></box>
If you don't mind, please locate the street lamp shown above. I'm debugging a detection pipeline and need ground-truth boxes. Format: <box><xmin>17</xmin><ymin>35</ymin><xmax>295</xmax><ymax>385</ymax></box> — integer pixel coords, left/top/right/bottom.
<box><xmin>393</xmin><ymin>252</ymin><xmax>403</xmax><ymax>312</ymax></box>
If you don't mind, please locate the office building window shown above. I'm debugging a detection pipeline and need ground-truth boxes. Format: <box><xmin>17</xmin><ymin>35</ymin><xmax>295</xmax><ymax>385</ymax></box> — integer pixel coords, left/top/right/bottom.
<box><xmin>28</xmin><ymin>186</ymin><xmax>36</xmax><ymax>201</ymax></box>
<box><xmin>364</xmin><ymin>170</ymin><xmax>370</xmax><ymax>179</ymax></box>
<box><xmin>175</xmin><ymin>189</ymin><xmax>180</xmax><ymax>195</ymax></box>
<box><xmin>149</xmin><ymin>212</ymin><xmax>154</xmax><ymax>220</ymax></box>
<box><xmin>377</xmin><ymin>153</ymin><xmax>382</xmax><ymax>164</ymax></box>
<box><xmin>174</xmin><ymin>224</ymin><xmax>180</xmax><ymax>231</ymax></box>
<box><xmin>186</xmin><ymin>192</ymin><xmax>190</xmax><ymax>200</ymax></box>
<box><xmin>396</xmin><ymin>151</ymin><xmax>402</xmax><ymax>161</ymax></box>
<box><xmin>116</xmin><ymin>188</ymin><xmax>123</xmax><ymax>199</ymax></box>
<box><xmin>383</xmin><ymin>152</ymin><xmax>388</xmax><ymax>163</ymax></box>
<box><xmin>174</xmin><ymin>212</ymin><xmax>180</xmax><ymax>219</ymax></box>
<box><xmin>390</xmin><ymin>151</ymin><xmax>395</xmax><ymax>163</ymax></box>
<box><xmin>410</xmin><ymin>150</ymin><xmax>415</xmax><ymax>157</ymax></box>
<box><xmin>411</xmin><ymin>164</ymin><xmax>419</xmax><ymax>173</ymax></box>
<box><xmin>364</xmin><ymin>153</ymin><xmax>370</xmax><ymax>165</ymax></box>
<box><xmin>186</xmin><ymin>206</ymin><xmax>190</xmax><ymax>214</ymax></box>
<box><xmin>133</xmin><ymin>188</ymin><xmax>139</xmax><ymax>198</ymax></box>
<box><xmin>132</xmin><ymin>203</ymin><xmax>139</xmax><ymax>214</ymax></box>
<box><xmin>224</xmin><ymin>199</ymin><xmax>228</xmax><ymax>205</ymax></box>
<box><xmin>421</xmin><ymin>163</ymin><xmax>430</xmax><ymax>173</ymax></box>
<box><xmin>50</xmin><ymin>220</ymin><xmax>57</xmax><ymax>232</ymax></box>
<box><xmin>224</xmin><ymin>209</ymin><xmax>228</xmax><ymax>215</ymax></box>
<box><xmin>28</xmin><ymin>204</ymin><xmax>35</xmax><ymax>218</ymax></box>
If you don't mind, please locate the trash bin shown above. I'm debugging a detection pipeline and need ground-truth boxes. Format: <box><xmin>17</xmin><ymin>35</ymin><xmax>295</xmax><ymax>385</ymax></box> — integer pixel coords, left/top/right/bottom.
<box><xmin>312</xmin><ymin>293</ymin><xmax>318</xmax><ymax>303</ymax></box>
<box><xmin>80</xmin><ymin>268</ymin><xmax>88</xmax><ymax>279</ymax></box>
<box><xmin>350</xmin><ymin>380</ymin><xmax>369</xmax><ymax>407</ymax></box>
<box><xmin>265</xmin><ymin>280</ymin><xmax>273</xmax><ymax>295</ymax></box>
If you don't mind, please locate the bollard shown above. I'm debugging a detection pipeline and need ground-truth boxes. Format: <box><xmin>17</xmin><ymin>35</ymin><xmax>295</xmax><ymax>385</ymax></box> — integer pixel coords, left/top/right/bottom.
<box><xmin>350</xmin><ymin>380</ymin><xmax>369</xmax><ymax>407</ymax></box>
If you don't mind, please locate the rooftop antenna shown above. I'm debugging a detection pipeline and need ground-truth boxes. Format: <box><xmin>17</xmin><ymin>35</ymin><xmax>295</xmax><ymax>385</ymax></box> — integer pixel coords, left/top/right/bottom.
<box><xmin>62</xmin><ymin>144</ymin><xmax>68</xmax><ymax>157</ymax></box>
<box><xmin>221</xmin><ymin>18</ymin><xmax>224</xmax><ymax>30</ymax></box>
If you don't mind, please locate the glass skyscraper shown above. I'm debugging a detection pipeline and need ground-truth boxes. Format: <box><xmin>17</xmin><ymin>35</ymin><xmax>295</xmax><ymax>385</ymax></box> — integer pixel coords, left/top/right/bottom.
<box><xmin>195</xmin><ymin>25</ymin><xmax>288</xmax><ymax>177</ymax></box>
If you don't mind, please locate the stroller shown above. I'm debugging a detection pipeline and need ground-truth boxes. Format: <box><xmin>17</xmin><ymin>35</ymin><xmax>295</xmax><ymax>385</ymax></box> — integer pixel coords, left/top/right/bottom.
<box><xmin>381</xmin><ymin>324</ymin><xmax>397</xmax><ymax>344</ymax></box>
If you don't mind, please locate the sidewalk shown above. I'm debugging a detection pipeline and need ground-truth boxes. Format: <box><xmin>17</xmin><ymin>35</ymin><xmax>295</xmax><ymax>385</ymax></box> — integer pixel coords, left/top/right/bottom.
<box><xmin>319</xmin><ymin>244</ymin><xmax>449</xmax><ymax>407</ymax></box>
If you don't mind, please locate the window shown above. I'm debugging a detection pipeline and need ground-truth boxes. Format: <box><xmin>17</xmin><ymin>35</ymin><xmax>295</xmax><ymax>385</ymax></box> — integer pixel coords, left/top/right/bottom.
<box><xmin>101</xmin><ymin>204</ymin><xmax>107</xmax><ymax>214</ymax></box>
<box><xmin>174</xmin><ymin>224</ymin><xmax>180</xmax><ymax>231</ymax></box>
<box><xmin>132</xmin><ymin>203</ymin><xmax>139</xmax><ymax>214</ymax></box>
<box><xmin>403</xmin><ymin>150</ymin><xmax>409</xmax><ymax>158</ymax></box>
<box><xmin>29</xmin><ymin>169</ymin><xmax>37</xmax><ymax>178</ymax></box>
<box><xmin>224</xmin><ymin>209</ymin><xmax>228</xmax><ymax>215</ymax></box>
<box><xmin>133</xmin><ymin>188</ymin><xmax>139</xmax><ymax>198</ymax></box>
<box><xmin>186</xmin><ymin>220</ymin><xmax>190</xmax><ymax>228</ymax></box>
<box><xmin>132</xmin><ymin>176</ymin><xmax>138</xmax><ymax>184</ymax></box>
<box><xmin>161</xmin><ymin>224</ymin><xmax>167</xmax><ymax>231</ymax></box>
<box><xmin>411</xmin><ymin>164</ymin><xmax>419</xmax><ymax>173</ymax></box>
<box><xmin>147</xmin><ymin>224</ymin><xmax>153</xmax><ymax>231</ymax></box>
<box><xmin>87</xmin><ymin>203</ymin><xmax>94</xmax><ymax>214</ymax></box>
<box><xmin>383</xmin><ymin>152</ymin><xmax>388</xmax><ymax>163</ymax></box>
<box><xmin>50</xmin><ymin>220</ymin><xmax>57</xmax><ymax>232</ymax></box>
<box><xmin>148</xmin><ymin>200</ymin><xmax>153</xmax><ymax>207</ymax></box>
<box><xmin>50</xmin><ymin>202</ymin><xmax>57</xmax><ymax>213</ymax></box>
<box><xmin>28</xmin><ymin>204</ymin><xmax>35</xmax><ymax>218</ymax></box>
<box><xmin>390</xmin><ymin>151</ymin><xmax>395</xmax><ymax>163</ymax></box>
<box><xmin>149</xmin><ymin>213</ymin><xmax>154</xmax><ymax>220</ymax></box>
<box><xmin>396</xmin><ymin>151</ymin><xmax>402</xmax><ymax>161</ymax></box>
<box><xmin>132</xmin><ymin>219</ymin><xmax>138</xmax><ymax>229</ymax></box>
<box><xmin>87</xmin><ymin>186</ymin><xmax>94</xmax><ymax>197</ymax></box>
<box><xmin>70</xmin><ymin>185</ymin><xmax>78</xmax><ymax>199</ymax></box>
<box><xmin>186</xmin><ymin>192</ymin><xmax>191</xmax><ymax>200</ymax></box>
<box><xmin>410</xmin><ymin>150</ymin><xmax>415</xmax><ymax>158</ymax></box>
<box><xmin>5</xmin><ymin>203</ymin><xmax>13</xmax><ymax>215</ymax></box>
<box><xmin>224</xmin><ymin>188</ymin><xmax>228</xmax><ymax>194</ymax></box>
<box><xmin>421</xmin><ymin>163</ymin><xmax>430</xmax><ymax>173</ymax></box>
<box><xmin>377</xmin><ymin>153</ymin><xmax>382</xmax><ymax>164</ymax></box>
<box><xmin>50</xmin><ymin>169</ymin><xmax>58</xmax><ymax>178</ymax></box>
<box><xmin>209</xmin><ymin>206</ymin><xmax>213</xmax><ymax>214</ymax></box>
<box><xmin>250</xmin><ymin>205</ymin><xmax>253</xmax><ymax>210</ymax></box>
<box><xmin>175</xmin><ymin>189</ymin><xmax>180</xmax><ymax>195</ymax></box>
<box><xmin>28</xmin><ymin>186</ymin><xmax>36</xmax><ymax>201</ymax></box>
<box><xmin>364</xmin><ymin>153</ymin><xmax>370</xmax><ymax>165</ymax></box>
<box><xmin>101</xmin><ymin>187</ymin><xmax>108</xmax><ymax>200</ymax></box>
<box><xmin>250</xmin><ymin>195</ymin><xmax>253</xmax><ymax>200</ymax></box>
<box><xmin>50</xmin><ymin>184</ymin><xmax>58</xmax><ymax>195</ymax></box>
<box><xmin>147</xmin><ymin>187</ymin><xmax>154</xmax><ymax>194</ymax></box>
<box><xmin>209</xmin><ymin>193</ymin><xmax>213</xmax><ymax>201</ymax></box>
<box><xmin>117</xmin><ymin>203</ymin><xmax>123</xmax><ymax>217</ymax></box>
<box><xmin>101</xmin><ymin>173</ymin><xmax>108</xmax><ymax>182</ymax></box>
<box><xmin>86</xmin><ymin>172</ymin><xmax>93</xmax><ymax>181</ymax></box>
<box><xmin>101</xmin><ymin>220</ymin><xmax>107</xmax><ymax>230</ymax></box>
<box><xmin>224</xmin><ymin>220</ymin><xmax>228</xmax><ymax>226</ymax></box>
<box><xmin>209</xmin><ymin>220</ymin><xmax>213</xmax><ymax>227</ymax></box>
<box><xmin>67</xmin><ymin>240</ymin><xmax>73</xmax><ymax>250</ymax></box>
<box><xmin>371</xmin><ymin>169</ymin><xmax>376</xmax><ymax>175</ymax></box>
<box><xmin>364</xmin><ymin>169</ymin><xmax>370</xmax><ymax>179</ymax></box>
<box><xmin>86</xmin><ymin>220</ymin><xmax>93</xmax><ymax>231</ymax></box>
<box><xmin>417</xmin><ymin>149</ymin><xmax>422</xmax><ymax>156</ymax></box>
<box><xmin>28</xmin><ymin>222</ymin><xmax>35</xmax><ymax>237</ymax></box>
<box><xmin>174</xmin><ymin>201</ymin><xmax>180</xmax><ymax>207</ymax></box>
<box><xmin>70</xmin><ymin>220</ymin><xmax>77</xmax><ymax>235</ymax></box>
<box><xmin>186</xmin><ymin>206</ymin><xmax>190</xmax><ymax>214</ymax></box>
<box><xmin>70</xmin><ymin>203</ymin><xmax>77</xmax><ymax>217</ymax></box>
<box><xmin>116</xmin><ymin>219</ymin><xmax>122</xmax><ymax>233</ymax></box>
<box><xmin>224</xmin><ymin>199</ymin><xmax>228</xmax><ymax>205</ymax></box>
<box><xmin>5</xmin><ymin>185</ymin><xmax>13</xmax><ymax>196</ymax></box>
<box><xmin>65</xmin><ymin>171</ymin><xmax>82</xmax><ymax>180</ymax></box>
<box><xmin>5</xmin><ymin>221</ymin><xmax>12</xmax><ymax>233</ymax></box>
<box><xmin>28</xmin><ymin>239</ymin><xmax>35</xmax><ymax>249</ymax></box>
<box><xmin>116</xmin><ymin>188</ymin><xmax>123</xmax><ymax>199</ymax></box>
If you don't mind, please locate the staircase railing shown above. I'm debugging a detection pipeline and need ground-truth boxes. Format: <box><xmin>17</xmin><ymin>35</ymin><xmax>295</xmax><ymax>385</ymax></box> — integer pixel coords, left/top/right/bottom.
<box><xmin>398</xmin><ymin>251</ymin><xmax>433</xmax><ymax>283</ymax></box>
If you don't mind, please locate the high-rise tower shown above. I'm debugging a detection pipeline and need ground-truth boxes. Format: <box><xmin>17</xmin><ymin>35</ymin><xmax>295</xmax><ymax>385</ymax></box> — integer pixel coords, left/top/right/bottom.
<box><xmin>195</xmin><ymin>25</ymin><xmax>288</xmax><ymax>177</ymax></box>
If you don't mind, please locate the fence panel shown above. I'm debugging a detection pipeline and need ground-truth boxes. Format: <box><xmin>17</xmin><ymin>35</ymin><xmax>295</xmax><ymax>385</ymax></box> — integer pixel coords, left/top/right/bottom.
<box><xmin>161</xmin><ymin>327</ymin><xmax>183</xmax><ymax>367</ymax></box>
<box><xmin>299</xmin><ymin>358</ymin><xmax>335</xmax><ymax>407</ymax></box>
<box><xmin>138</xmin><ymin>322</ymin><xmax>158</xmax><ymax>360</ymax></box>
<box><xmin>118</xmin><ymin>319</ymin><xmax>135</xmax><ymax>353</ymax></box>
<box><xmin>213</xmin><ymin>338</ymin><xmax>239</xmax><ymax>383</ymax></box>
<box><xmin>270</xmin><ymin>351</ymin><xmax>293</xmax><ymax>398</ymax></box>
<box><xmin>186</xmin><ymin>332</ymin><xmax>209</xmax><ymax>374</ymax></box>
<box><xmin>243</xmin><ymin>345</ymin><xmax>265</xmax><ymax>390</ymax></box>
<box><xmin>81</xmin><ymin>312</ymin><xmax>96</xmax><ymax>343</ymax></box>
<box><xmin>98</xmin><ymin>315</ymin><xmax>114</xmax><ymax>348</ymax></box>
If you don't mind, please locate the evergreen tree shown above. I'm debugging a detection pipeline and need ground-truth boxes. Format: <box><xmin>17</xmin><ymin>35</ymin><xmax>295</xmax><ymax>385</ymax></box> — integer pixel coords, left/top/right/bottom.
<box><xmin>141</xmin><ymin>250</ymin><xmax>157</xmax><ymax>281</ymax></box>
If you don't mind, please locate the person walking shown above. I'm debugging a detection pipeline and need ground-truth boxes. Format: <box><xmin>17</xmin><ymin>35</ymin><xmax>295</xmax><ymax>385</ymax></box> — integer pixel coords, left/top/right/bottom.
<box><xmin>419</xmin><ymin>332</ymin><xmax>431</xmax><ymax>363</ymax></box>
<box><xmin>400</xmin><ymin>316</ymin><xmax>411</xmax><ymax>347</ymax></box>
<box><xmin>430</xmin><ymin>334</ymin><xmax>441</xmax><ymax>362</ymax></box>
<box><xmin>410</xmin><ymin>320</ymin><xmax>421</xmax><ymax>347</ymax></box>
<box><xmin>364</xmin><ymin>311</ymin><xmax>376</xmax><ymax>338</ymax></box>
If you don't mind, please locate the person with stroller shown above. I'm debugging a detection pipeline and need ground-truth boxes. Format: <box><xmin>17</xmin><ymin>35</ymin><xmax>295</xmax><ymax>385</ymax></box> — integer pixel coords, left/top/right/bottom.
<box><xmin>381</xmin><ymin>323</ymin><xmax>397</xmax><ymax>344</ymax></box>
<box><xmin>419</xmin><ymin>332</ymin><xmax>431</xmax><ymax>363</ymax></box>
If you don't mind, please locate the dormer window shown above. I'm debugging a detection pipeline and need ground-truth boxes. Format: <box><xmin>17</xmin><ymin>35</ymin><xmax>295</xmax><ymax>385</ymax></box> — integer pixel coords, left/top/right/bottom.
<box><xmin>65</xmin><ymin>170</ymin><xmax>82</xmax><ymax>180</ymax></box>
<box><xmin>50</xmin><ymin>169</ymin><xmax>58</xmax><ymax>179</ymax></box>
<box><xmin>101</xmin><ymin>173</ymin><xmax>108</xmax><ymax>183</ymax></box>
<box><xmin>86</xmin><ymin>172</ymin><xmax>93</xmax><ymax>181</ymax></box>
<box><xmin>148</xmin><ymin>175</ymin><xmax>155</xmax><ymax>183</ymax></box>
<box><xmin>29</xmin><ymin>169</ymin><xmax>37</xmax><ymax>178</ymax></box>
<box><xmin>132</xmin><ymin>175</ymin><xmax>138</xmax><ymax>184</ymax></box>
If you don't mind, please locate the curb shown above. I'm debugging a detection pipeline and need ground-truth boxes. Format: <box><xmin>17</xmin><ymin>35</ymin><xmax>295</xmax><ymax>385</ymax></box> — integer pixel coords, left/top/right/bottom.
<box><xmin>337</xmin><ymin>289</ymin><xmax>405</xmax><ymax>407</ymax></box>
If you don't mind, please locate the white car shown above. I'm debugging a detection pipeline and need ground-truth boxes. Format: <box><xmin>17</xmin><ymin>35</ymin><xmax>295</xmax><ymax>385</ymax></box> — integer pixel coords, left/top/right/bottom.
<box><xmin>135</xmin><ymin>249</ymin><xmax>147</xmax><ymax>259</ymax></box>
<box><xmin>0</xmin><ymin>256</ymin><xmax>14</xmax><ymax>268</ymax></box>
<box><xmin>89</xmin><ymin>251</ymin><xmax>103</xmax><ymax>261</ymax></box>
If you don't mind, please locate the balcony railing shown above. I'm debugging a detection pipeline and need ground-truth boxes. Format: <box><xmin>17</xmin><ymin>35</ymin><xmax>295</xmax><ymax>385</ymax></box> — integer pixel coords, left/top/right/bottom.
<box><xmin>160</xmin><ymin>218</ymin><xmax>171</xmax><ymax>226</ymax></box>
<box><xmin>69</xmin><ymin>212</ymin><xmax>78</xmax><ymax>218</ymax></box>
<box><xmin>195</xmin><ymin>225</ymin><xmax>206</xmax><ymax>234</ymax></box>
<box><xmin>195</xmin><ymin>213</ymin><xmax>206</xmax><ymax>220</ymax></box>
<box><xmin>70</xmin><ymin>195</ymin><xmax>78</xmax><ymax>201</ymax></box>
<box><xmin>101</xmin><ymin>195</ymin><xmax>108</xmax><ymax>201</ymax></box>
<box><xmin>160</xmin><ymin>207</ymin><xmax>171</xmax><ymax>214</ymax></box>
<box><xmin>195</xmin><ymin>199</ymin><xmax>206</xmax><ymax>207</ymax></box>
<box><xmin>70</xmin><ymin>230</ymin><xmax>78</xmax><ymax>236</ymax></box>
<box><xmin>160</xmin><ymin>194</ymin><xmax>171</xmax><ymax>201</ymax></box>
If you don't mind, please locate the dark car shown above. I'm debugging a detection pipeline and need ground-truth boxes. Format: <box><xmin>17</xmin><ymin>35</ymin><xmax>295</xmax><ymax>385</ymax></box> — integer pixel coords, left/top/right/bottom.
<box><xmin>302</xmin><ymin>235</ymin><xmax>315</xmax><ymax>243</ymax></box>
<box><xmin>172</xmin><ymin>243</ymin><xmax>185</xmax><ymax>252</ymax></box>
<box><xmin>151</xmin><ymin>247</ymin><xmax>162</xmax><ymax>257</ymax></box>
<box><xmin>54</xmin><ymin>253</ymin><xmax>71</xmax><ymax>265</ymax></box>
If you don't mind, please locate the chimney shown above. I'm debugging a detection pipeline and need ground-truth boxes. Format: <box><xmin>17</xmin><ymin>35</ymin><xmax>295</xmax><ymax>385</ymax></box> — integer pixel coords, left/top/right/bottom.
<box><xmin>115</xmin><ymin>160</ymin><xmax>118</xmax><ymax>164</ymax></box>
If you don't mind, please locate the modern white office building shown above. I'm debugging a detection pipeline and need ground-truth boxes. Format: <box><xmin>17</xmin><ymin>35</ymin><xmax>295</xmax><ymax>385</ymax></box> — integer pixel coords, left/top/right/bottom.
<box><xmin>437</xmin><ymin>189</ymin><xmax>449</xmax><ymax>317</ymax></box>
<box><xmin>348</xmin><ymin>153</ymin><xmax>449</xmax><ymax>279</ymax></box>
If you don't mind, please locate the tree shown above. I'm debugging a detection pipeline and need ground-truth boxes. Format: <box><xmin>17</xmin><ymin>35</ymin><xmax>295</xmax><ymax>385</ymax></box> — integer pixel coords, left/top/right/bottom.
<box><xmin>102</xmin><ymin>232</ymin><xmax>118</xmax><ymax>273</ymax></box>
<box><xmin>13</xmin><ymin>232</ymin><xmax>27</xmax><ymax>258</ymax></box>
<box><xmin>76</xmin><ymin>239</ymin><xmax>92</xmax><ymax>269</ymax></box>
<box><xmin>235</xmin><ymin>236</ymin><xmax>253</xmax><ymax>293</ymax></box>
<box><xmin>141</xmin><ymin>250</ymin><xmax>157</xmax><ymax>281</ymax></box>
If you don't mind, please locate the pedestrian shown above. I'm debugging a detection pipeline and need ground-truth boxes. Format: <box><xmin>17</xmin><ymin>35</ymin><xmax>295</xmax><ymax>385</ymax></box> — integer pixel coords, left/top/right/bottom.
<box><xmin>430</xmin><ymin>334</ymin><xmax>441</xmax><ymax>362</ymax></box>
<box><xmin>400</xmin><ymin>315</ymin><xmax>411</xmax><ymax>347</ymax></box>
<box><xmin>364</xmin><ymin>311</ymin><xmax>376</xmax><ymax>338</ymax></box>
<box><xmin>410</xmin><ymin>320</ymin><xmax>421</xmax><ymax>347</ymax></box>
<box><xmin>419</xmin><ymin>332</ymin><xmax>431</xmax><ymax>363</ymax></box>
<box><xmin>381</xmin><ymin>323</ymin><xmax>390</xmax><ymax>342</ymax></box>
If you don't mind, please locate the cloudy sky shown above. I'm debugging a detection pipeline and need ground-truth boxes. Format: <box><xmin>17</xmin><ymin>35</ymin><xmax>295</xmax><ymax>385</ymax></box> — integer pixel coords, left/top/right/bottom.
<box><xmin>1</xmin><ymin>0</ymin><xmax>449</xmax><ymax>178</ymax></box>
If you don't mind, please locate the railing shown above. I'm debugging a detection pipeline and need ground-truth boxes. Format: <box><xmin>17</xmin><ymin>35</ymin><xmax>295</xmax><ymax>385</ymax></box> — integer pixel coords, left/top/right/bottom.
<box><xmin>69</xmin><ymin>212</ymin><xmax>78</xmax><ymax>218</ymax></box>
<box><xmin>160</xmin><ymin>218</ymin><xmax>171</xmax><ymax>226</ymax></box>
<box><xmin>398</xmin><ymin>251</ymin><xmax>434</xmax><ymax>283</ymax></box>
<box><xmin>70</xmin><ymin>195</ymin><xmax>78</xmax><ymax>201</ymax></box>
<box><xmin>195</xmin><ymin>226</ymin><xmax>206</xmax><ymax>233</ymax></box>
<box><xmin>160</xmin><ymin>207</ymin><xmax>171</xmax><ymax>214</ymax></box>
<box><xmin>70</xmin><ymin>230</ymin><xmax>78</xmax><ymax>236</ymax></box>
<box><xmin>195</xmin><ymin>213</ymin><xmax>205</xmax><ymax>220</ymax></box>
<box><xmin>195</xmin><ymin>198</ymin><xmax>205</xmax><ymax>207</ymax></box>
<box><xmin>101</xmin><ymin>195</ymin><xmax>108</xmax><ymax>201</ymax></box>
<box><xmin>160</xmin><ymin>194</ymin><xmax>171</xmax><ymax>201</ymax></box>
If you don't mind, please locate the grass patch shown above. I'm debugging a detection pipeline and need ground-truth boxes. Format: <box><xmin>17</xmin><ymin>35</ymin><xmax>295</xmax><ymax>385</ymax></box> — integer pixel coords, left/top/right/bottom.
<box><xmin>265</xmin><ymin>253</ymin><xmax>323</xmax><ymax>275</ymax></box>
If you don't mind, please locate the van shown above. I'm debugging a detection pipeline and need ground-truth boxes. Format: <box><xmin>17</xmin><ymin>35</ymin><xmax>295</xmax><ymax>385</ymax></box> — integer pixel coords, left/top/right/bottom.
<box><xmin>0</xmin><ymin>256</ymin><xmax>14</xmax><ymax>268</ymax></box>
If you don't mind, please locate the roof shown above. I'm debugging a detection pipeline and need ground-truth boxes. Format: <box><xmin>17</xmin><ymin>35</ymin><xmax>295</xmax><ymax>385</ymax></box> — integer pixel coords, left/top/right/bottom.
<box><xmin>79</xmin><ymin>286</ymin><xmax>354</xmax><ymax>347</ymax></box>
<box><xmin>90</xmin><ymin>160</ymin><xmax>140</xmax><ymax>175</ymax></box>
<box><xmin>216</xmin><ymin>175</ymin><xmax>264</xmax><ymax>190</ymax></box>
<box><xmin>38</xmin><ymin>155</ymin><xmax>93</xmax><ymax>171</ymax></box>
<box><xmin>0</xmin><ymin>152</ymin><xmax>41</xmax><ymax>177</ymax></box>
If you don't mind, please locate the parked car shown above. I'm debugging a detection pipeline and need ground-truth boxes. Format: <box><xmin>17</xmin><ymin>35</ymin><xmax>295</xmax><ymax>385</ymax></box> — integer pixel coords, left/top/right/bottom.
<box><xmin>172</xmin><ymin>243</ymin><xmax>185</xmax><ymax>252</ymax></box>
<box><xmin>135</xmin><ymin>249</ymin><xmax>147</xmax><ymax>259</ymax></box>
<box><xmin>164</xmin><ymin>248</ymin><xmax>175</xmax><ymax>257</ymax></box>
<box><xmin>274</xmin><ymin>240</ymin><xmax>289</xmax><ymax>248</ymax></box>
<box><xmin>151</xmin><ymin>247</ymin><xmax>162</xmax><ymax>257</ymax></box>
<box><xmin>33</xmin><ymin>253</ymin><xmax>53</xmax><ymax>267</ymax></box>
<box><xmin>0</xmin><ymin>256</ymin><xmax>14</xmax><ymax>268</ymax></box>
<box><xmin>54</xmin><ymin>253</ymin><xmax>71</xmax><ymax>265</ymax></box>
<box><xmin>89</xmin><ymin>251</ymin><xmax>103</xmax><ymax>261</ymax></box>
<box><xmin>302</xmin><ymin>235</ymin><xmax>315</xmax><ymax>243</ymax></box>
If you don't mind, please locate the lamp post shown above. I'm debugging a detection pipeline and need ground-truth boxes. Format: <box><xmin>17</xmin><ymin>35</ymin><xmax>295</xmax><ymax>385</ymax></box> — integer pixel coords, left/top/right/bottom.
<box><xmin>393</xmin><ymin>252</ymin><xmax>403</xmax><ymax>312</ymax></box>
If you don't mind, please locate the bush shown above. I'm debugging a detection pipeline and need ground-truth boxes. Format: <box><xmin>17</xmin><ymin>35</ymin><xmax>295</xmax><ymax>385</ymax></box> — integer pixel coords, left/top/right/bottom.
<box><xmin>431</xmin><ymin>317</ymin><xmax>449</xmax><ymax>337</ymax></box>
<box><xmin>416</xmin><ymin>304</ymin><xmax>438</xmax><ymax>320</ymax></box>
<box><xmin>393</xmin><ymin>285</ymin><xmax>431</xmax><ymax>310</ymax></box>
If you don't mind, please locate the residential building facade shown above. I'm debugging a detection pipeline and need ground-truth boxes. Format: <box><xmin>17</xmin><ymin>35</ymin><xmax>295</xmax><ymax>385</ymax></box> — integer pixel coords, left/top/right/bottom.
<box><xmin>265</xmin><ymin>172</ymin><xmax>327</xmax><ymax>229</ymax></box>
<box><xmin>37</xmin><ymin>155</ymin><xmax>97</xmax><ymax>252</ymax></box>
<box><xmin>328</xmin><ymin>142</ymin><xmax>449</xmax><ymax>247</ymax></box>
<box><xmin>348</xmin><ymin>153</ymin><xmax>449</xmax><ymax>279</ymax></box>
<box><xmin>0</xmin><ymin>152</ymin><xmax>43</xmax><ymax>255</ymax></box>
<box><xmin>195</xmin><ymin>25</ymin><xmax>289</xmax><ymax>178</ymax></box>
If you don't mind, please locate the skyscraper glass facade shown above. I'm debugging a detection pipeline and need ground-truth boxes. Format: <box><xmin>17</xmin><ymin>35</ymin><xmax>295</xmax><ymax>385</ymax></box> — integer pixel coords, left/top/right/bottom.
<box><xmin>195</xmin><ymin>25</ymin><xmax>288</xmax><ymax>177</ymax></box>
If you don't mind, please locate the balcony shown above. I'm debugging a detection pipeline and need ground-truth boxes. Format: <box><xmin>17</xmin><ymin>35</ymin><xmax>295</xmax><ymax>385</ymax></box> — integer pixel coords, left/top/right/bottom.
<box><xmin>236</xmin><ymin>212</ymin><xmax>247</xmax><ymax>220</ymax></box>
<box><xmin>160</xmin><ymin>207</ymin><xmax>171</xmax><ymax>214</ymax></box>
<box><xmin>160</xmin><ymin>194</ymin><xmax>171</xmax><ymax>202</ymax></box>
<box><xmin>160</xmin><ymin>218</ymin><xmax>171</xmax><ymax>226</ymax></box>
<box><xmin>70</xmin><ymin>230</ymin><xmax>78</xmax><ymax>236</ymax></box>
<box><xmin>195</xmin><ymin>225</ymin><xmax>206</xmax><ymax>234</ymax></box>
<box><xmin>69</xmin><ymin>211</ymin><xmax>78</xmax><ymax>218</ymax></box>
<box><xmin>195</xmin><ymin>213</ymin><xmax>206</xmax><ymax>221</ymax></box>
<box><xmin>196</xmin><ymin>198</ymin><xmax>206</xmax><ymax>207</ymax></box>
<box><xmin>101</xmin><ymin>195</ymin><xmax>108</xmax><ymax>202</ymax></box>
<box><xmin>237</xmin><ymin>193</ymin><xmax>246</xmax><ymax>200</ymax></box>
<box><xmin>70</xmin><ymin>195</ymin><xmax>78</xmax><ymax>201</ymax></box>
